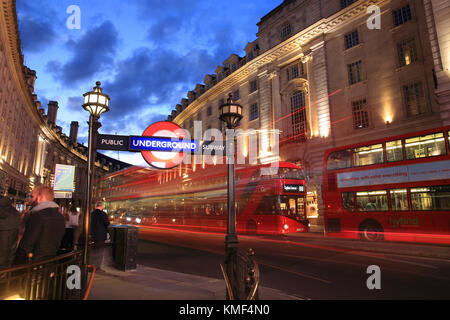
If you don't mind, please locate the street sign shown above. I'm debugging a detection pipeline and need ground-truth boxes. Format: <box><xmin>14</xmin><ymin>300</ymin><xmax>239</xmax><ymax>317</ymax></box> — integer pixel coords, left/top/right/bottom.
<box><xmin>97</xmin><ymin>134</ymin><xmax>129</xmax><ymax>151</ymax></box>
<box><xmin>139</xmin><ymin>121</ymin><xmax>189</xmax><ymax>169</ymax></box>
<box><xmin>199</xmin><ymin>140</ymin><xmax>225</xmax><ymax>155</ymax></box>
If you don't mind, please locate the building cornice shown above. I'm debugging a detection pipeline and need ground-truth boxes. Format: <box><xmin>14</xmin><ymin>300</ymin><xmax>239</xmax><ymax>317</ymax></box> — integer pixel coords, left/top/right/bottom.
<box><xmin>173</xmin><ymin>0</ymin><xmax>386</xmax><ymax>125</ymax></box>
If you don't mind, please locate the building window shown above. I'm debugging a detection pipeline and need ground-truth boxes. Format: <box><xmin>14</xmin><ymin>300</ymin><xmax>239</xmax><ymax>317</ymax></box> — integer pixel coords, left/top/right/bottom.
<box><xmin>348</xmin><ymin>60</ymin><xmax>363</xmax><ymax>85</ymax></box>
<box><xmin>341</xmin><ymin>0</ymin><xmax>356</xmax><ymax>9</ymax></box>
<box><xmin>344</xmin><ymin>30</ymin><xmax>359</xmax><ymax>49</ymax></box>
<box><xmin>207</xmin><ymin>106</ymin><xmax>212</xmax><ymax>116</ymax></box>
<box><xmin>398</xmin><ymin>38</ymin><xmax>418</xmax><ymax>66</ymax></box>
<box><xmin>189</xmin><ymin>119</ymin><xmax>194</xmax><ymax>128</ymax></box>
<box><xmin>291</xmin><ymin>65</ymin><xmax>299</xmax><ymax>79</ymax></box>
<box><xmin>290</xmin><ymin>91</ymin><xmax>307</xmax><ymax>141</ymax></box>
<box><xmin>352</xmin><ymin>99</ymin><xmax>369</xmax><ymax>129</ymax></box>
<box><xmin>233</xmin><ymin>90</ymin><xmax>240</xmax><ymax>101</ymax></box>
<box><xmin>403</xmin><ymin>82</ymin><xmax>425</xmax><ymax>116</ymax></box>
<box><xmin>393</xmin><ymin>4</ymin><xmax>412</xmax><ymax>27</ymax></box>
<box><xmin>250</xmin><ymin>80</ymin><xmax>258</xmax><ymax>93</ymax></box>
<box><xmin>249</xmin><ymin>103</ymin><xmax>258</xmax><ymax>121</ymax></box>
<box><xmin>280</xmin><ymin>23</ymin><xmax>292</xmax><ymax>40</ymax></box>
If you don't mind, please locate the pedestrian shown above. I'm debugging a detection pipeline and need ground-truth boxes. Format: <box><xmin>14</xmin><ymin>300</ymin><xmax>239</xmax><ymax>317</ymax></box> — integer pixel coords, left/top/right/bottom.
<box><xmin>60</xmin><ymin>205</ymin><xmax>80</xmax><ymax>252</ymax></box>
<box><xmin>89</xmin><ymin>201</ymin><xmax>110</xmax><ymax>271</ymax></box>
<box><xmin>13</xmin><ymin>186</ymin><xmax>65</xmax><ymax>265</ymax></box>
<box><xmin>0</xmin><ymin>196</ymin><xmax>20</xmax><ymax>269</ymax></box>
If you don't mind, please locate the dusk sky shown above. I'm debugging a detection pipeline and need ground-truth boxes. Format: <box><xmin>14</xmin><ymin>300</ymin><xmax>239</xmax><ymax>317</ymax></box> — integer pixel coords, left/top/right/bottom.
<box><xmin>16</xmin><ymin>0</ymin><xmax>283</xmax><ymax>165</ymax></box>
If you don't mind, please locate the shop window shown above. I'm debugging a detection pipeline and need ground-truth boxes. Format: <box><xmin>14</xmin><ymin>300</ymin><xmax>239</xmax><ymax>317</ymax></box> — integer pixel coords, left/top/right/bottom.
<box><xmin>353</xmin><ymin>144</ymin><xmax>383</xmax><ymax>167</ymax></box>
<box><xmin>386</xmin><ymin>140</ymin><xmax>404</xmax><ymax>162</ymax></box>
<box><xmin>405</xmin><ymin>132</ymin><xmax>446</xmax><ymax>160</ymax></box>
<box><xmin>390</xmin><ymin>189</ymin><xmax>409</xmax><ymax>211</ymax></box>
<box><xmin>356</xmin><ymin>190</ymin><xmax>388</xmax><ymax>211</ymax></box>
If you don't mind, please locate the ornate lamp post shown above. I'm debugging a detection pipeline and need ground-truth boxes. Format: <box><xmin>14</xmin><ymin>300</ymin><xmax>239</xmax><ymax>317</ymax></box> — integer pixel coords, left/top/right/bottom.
<box><xmin>219</xmin><ymin>93</ymin><xmax>243</xmax><ymax>299</ymax></box>
<box><xmin>81</xmin><ymin>81</ymin><xmax>110</xmax><ymax>266</ymax></box>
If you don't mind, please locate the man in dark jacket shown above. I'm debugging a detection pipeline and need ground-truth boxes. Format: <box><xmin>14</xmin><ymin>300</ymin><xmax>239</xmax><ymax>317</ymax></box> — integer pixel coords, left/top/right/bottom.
<box><xmin>14</xmin><ymin>186</ymin><xmax>65</xmax><ymax>264</ymax></box>
<box><xmin>89</xmin><ymin>201</ymin><xmax>110</xmax><ymax>270</ymax></box>
<box><xmin>0</xmin><ymin>196</ymin><xmax>20</xmax><ymax>269</ymax></box>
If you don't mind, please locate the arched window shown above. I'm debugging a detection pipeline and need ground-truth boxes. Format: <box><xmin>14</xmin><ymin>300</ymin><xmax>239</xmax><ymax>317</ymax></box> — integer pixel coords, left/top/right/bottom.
<box><xmin>290</xmin><ymin>91</ymin><xmax>307</xmax><ymax>141</ymax></box>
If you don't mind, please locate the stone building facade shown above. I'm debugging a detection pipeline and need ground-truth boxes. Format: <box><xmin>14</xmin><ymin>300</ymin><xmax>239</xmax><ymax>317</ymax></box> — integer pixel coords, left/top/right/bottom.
<box><xmin>169</xmin><ymin>0</ymin><xmax>450</xmax><ymax>228</ymax></box>
<box><xmin>0</xmin><ymin>0</ymin><xmax>130</xmax><ymax>211</ymax></box>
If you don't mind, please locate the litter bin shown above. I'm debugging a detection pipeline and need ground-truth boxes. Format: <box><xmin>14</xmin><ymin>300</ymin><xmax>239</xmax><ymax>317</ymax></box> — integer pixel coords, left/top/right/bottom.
<box><xmin>109</xmin><ymin>225</ymin><xmax>138</xmax><ymax>271</ymax></box>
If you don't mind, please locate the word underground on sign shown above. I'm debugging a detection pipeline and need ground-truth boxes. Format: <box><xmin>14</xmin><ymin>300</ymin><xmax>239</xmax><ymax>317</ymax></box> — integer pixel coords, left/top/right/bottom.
<box><xmin>129</xmin><ymin>136</ymin><xmax>198</xmax><ymax>152</ymax></box>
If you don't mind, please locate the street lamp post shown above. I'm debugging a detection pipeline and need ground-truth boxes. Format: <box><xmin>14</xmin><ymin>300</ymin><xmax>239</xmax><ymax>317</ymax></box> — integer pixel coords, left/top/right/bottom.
<box><xmin>219</xmin><ymin>93</ymin><xmax>243</xmax><ymax>299</ymax></box>
<box><xmin>81</xmin><ymin>81</ymin><xmax>110</xmax><ymax>267</ymax></box>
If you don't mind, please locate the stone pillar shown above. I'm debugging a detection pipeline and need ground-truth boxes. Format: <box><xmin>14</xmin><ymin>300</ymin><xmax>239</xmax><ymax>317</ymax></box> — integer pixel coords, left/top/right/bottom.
<box><xmin>257</xmin><ymin>70</ymin><xmax>273</xmax><ymax>161</ymax></box>
<box><xmin>311</xmin><ymin>41</ymin><xmax>331</xmax><ymax>139</ymax></box>
<box><xmin>423</xmin><ymin>0</ymin><xmax>450</xmax><ymax>125</ymax></box>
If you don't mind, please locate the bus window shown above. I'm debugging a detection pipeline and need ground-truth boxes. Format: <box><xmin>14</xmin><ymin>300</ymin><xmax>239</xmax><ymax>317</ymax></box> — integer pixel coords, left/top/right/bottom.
<box><xmin>327</xmin><ymin>149</ymin><xmax>351</xmax><ymax>170</ymax></box>
<box><xmin>410</xmin><ymin>186</ymin><xmax>450</xmax><ymax>211</ymax></box>
<box><xmin>386</xmin><ymin>140</ymin><xmax>404</xmax><ymax>162</ymax></box>
<box><xmin>390</xmin><ymin>189</ymin><xmax>409</xmax><ymax>211</ymax></box>
<box><xmin>405</xmin><ymin>132</ymin><xmax>446</xmax><ymax>160</ymax></box>
<box><xmin>353</xmin><ymin>144</ymin><xmax>383</xmax><ymax>167</ymax></box>
<box><xmin>342</xmin><ymin>192</ymin><xmax>355</xmax><ymax>211</ymax></box>
<box><xmin>356</xmin><ymin>190</ymin><xmax>388</xmax><ymax>211</ymax></box>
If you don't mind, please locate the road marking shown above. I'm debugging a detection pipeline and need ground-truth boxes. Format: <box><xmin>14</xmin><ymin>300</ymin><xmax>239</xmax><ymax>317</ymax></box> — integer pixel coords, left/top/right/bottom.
<box><xmin>260</xmin><ymin>262</ymin><xmax>332</xmax><ymax>284</ymax></box>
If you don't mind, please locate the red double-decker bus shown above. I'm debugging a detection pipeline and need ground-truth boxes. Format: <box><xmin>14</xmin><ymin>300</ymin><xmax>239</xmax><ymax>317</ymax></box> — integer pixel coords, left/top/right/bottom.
<box><xmin>323</xmin><ymin>126</ymin><xmax>450</xmax><ymax>244</ymax></box>
<box><xmin>96</xmin><ymin>161</ymin><xmax>310</xmax><ymax>235</ymax></box>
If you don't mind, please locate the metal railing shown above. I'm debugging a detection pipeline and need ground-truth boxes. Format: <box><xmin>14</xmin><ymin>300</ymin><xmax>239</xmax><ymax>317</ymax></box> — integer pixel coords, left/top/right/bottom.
<box><xmin>0</xmin><ymin>250</ymin><xmax>92</xmax><ymax>300</ymax></box>
<box><xmin>221</xmin><ymin>248</ymin><xmax>260</xmax><ymax>300</ymax></box>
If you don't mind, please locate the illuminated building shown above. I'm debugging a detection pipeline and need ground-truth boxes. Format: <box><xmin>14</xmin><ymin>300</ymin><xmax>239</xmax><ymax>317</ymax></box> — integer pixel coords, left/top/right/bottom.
<box><xmin>169</xmin><ymin>0</ymin><xmax>450</xmax><ymax>229</ymax></box>
<box><xmin>0</xmin><ymin>0</ymin><xmax>130</xmax><ymax>209</ymax></box>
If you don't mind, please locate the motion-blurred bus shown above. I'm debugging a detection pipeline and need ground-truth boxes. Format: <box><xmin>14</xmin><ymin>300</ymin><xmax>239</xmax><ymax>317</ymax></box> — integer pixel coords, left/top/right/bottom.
<box><xmin>96</xmin><ymin>161</ymin><xmax>310</xmax><ymax>235</ymax></box>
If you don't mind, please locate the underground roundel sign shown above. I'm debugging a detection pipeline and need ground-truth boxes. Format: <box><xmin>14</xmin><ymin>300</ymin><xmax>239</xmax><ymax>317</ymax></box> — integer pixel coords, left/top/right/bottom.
<box><xmin>139</xmin><ymin>121</ymin><xmax>188</xmax><ymax>169</ymax></box>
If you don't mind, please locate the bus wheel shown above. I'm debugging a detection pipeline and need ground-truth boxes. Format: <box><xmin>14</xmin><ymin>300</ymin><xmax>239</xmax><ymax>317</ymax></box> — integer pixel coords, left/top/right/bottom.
<box><xmin>359</xmin><ymin>220</ymin><xmax>384</xmax><ymax>241</ymax></box>
<box><xmin>246</xmin><ymin>220</ymin><xmax>258</xmax><ymax>235</ymax></box>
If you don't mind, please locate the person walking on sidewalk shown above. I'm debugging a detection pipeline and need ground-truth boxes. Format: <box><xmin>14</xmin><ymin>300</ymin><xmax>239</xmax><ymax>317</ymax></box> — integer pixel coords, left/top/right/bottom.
<box><xmin>60</xmin><ymin>205</ymin><xmax>80</xmax><ymax>252</ymax></box>
<box><xmin>0</xmin><ymin>196</ymin><xmax>20</xmax><ymax>269</ymax></box>
<box><xmin>13</xmin><ymin>186</ymin><xmax>65</xmax><ymax>265</ymax></box>
<box><xmin>90</xmin><ymin>201</ymin><xmax>110</xmax><ymax>271</ymax></box>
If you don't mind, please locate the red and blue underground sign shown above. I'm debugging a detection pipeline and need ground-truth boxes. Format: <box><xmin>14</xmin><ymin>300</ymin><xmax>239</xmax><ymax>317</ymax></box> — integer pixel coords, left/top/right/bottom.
<box><xmin>97</xmin><ymin>121</ymin><xmax>199</xmax><ymax>170</ymax></box>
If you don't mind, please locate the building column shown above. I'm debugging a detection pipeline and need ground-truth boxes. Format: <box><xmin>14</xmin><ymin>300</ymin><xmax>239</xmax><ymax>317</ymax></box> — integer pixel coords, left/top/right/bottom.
<box><xmin>309</xmin><ymin>41</ymin><xmax>332</xmax><ymax>229</ymax></box>
<box><xmin>257</xmin><ymin>70</ymin><xmax>274</xmax><ymax>162</ymax></box>
<box><xmin>423</xmin><ymin>0</ymin><xmax>450</xmax><ymax>125</ymax></box>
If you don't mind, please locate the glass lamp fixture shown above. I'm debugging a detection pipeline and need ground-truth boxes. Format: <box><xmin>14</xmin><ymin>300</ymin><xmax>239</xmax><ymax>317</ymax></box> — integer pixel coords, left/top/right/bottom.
<box><xmin>82</xmin><ymin>81</ymin><xmax>110</xmax><ymax>117</ymax></box>
<box><xmin>219</xmin><ymin>93</ymin><xmax>243</xmax><ymax>129</ymax></box>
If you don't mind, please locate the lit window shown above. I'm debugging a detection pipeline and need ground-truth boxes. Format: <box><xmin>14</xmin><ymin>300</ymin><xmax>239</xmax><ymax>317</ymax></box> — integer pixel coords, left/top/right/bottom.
<box><xmin>348</xmin><ymin>60</ymin><xmax>363</xmax><ymax>85</ymax></box>
<box><xmin>393</xmin><ymin>4</ymin><xmax>412</xmax><ymax>27</ymax></box>
<box><xmin>405</xmin><ymin>132</ymin><xmax>446</xmax><ymax>159</ymax></box>
<box><xmin>353</xmin><ymin>144</ymin><xmax>383</xmax><ymax>167</ymax></box>
<box><xmin>290</xmin><ymin>91</ymin><xmax>307</xmax><ymax>141</ymax></box>
<box><xmin>390</xmin><ymin>189</ymin><xmax>409</xmax><ymax>211</ymax></box>
<box><xmin>386</xmin><ymin>140</ymin><xmax>404</xmax><ymax>162</ymax></box>
<box><xmin>352</xmin><ymin>99</ymin><xmax>369</xmax><ymax>129</ymax></box>
<box><xmin>398</xmin><ymin>39</ymin><xmax>418</xmax><ymax>66</ymax></box>
<box><xmin>356</xmin><ymin>190</ymin><xmax>388</xmax><ymax>211</ymax></box>
<box><xmin>410</xmin><ymin>186</ymin><xmax>450</xmax><ymax>211</ymax></box>
<box><xmin>344</xmin><ymin>30</ymin><xmax>359</xmax><ymax>49</ymax></box>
